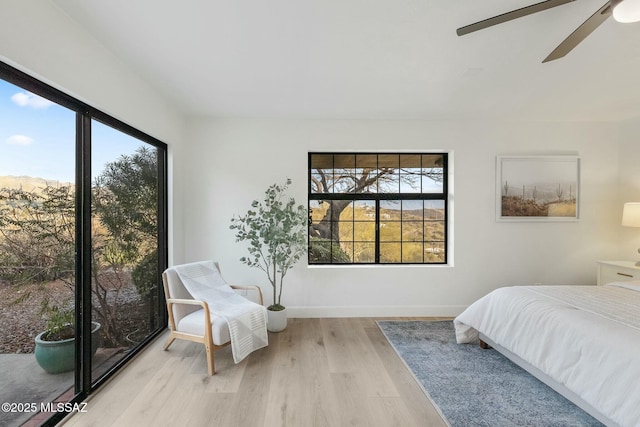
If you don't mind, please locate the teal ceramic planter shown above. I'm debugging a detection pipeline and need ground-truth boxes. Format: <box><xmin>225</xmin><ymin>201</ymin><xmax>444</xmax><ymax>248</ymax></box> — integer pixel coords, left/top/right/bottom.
<box><xmin>34</xmin><ymin>322</ymin><xmax>101</xmax><ymax>374</ymax></box>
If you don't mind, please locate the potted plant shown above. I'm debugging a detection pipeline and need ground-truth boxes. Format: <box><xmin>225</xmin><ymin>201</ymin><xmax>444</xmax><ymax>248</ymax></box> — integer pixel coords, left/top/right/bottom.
<box><xmin>230</xmin><ymin>178</ymin><xmax>308</xmax><ymax>332</ymax></box>
<box><xmin>34</xmin><ymin>304</ymin><xmax>101</xmax><ymax>374</ymax></box>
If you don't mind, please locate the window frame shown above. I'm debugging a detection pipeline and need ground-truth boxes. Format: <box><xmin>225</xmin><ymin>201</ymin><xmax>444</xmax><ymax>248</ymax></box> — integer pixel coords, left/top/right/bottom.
<box><xmin>308</xmin><ymin>152</ymin><xmax>448</xmax><ymax>265</ymax></box>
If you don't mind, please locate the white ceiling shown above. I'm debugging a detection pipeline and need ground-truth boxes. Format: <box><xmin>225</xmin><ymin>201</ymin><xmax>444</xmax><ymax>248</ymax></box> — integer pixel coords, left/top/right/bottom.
<box><xmin>52</xmin><ymin>0</ymin><xmax>640</xmax><ymax>121</ymax></box>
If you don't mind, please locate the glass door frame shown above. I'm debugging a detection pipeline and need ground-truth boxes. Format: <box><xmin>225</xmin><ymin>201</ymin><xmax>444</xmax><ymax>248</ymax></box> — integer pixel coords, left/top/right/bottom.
<box><xmin>0</xmin><ymin>61</ymin><xmax>168</xmax><ymax>425</ymax></box>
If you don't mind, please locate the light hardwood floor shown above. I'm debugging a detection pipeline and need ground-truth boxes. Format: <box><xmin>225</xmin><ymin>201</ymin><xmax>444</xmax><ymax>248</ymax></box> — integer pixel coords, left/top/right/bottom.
<box><xmin>62</xmin><ymin>318</ymin><xmax>449</xmax><ymax>427</ymax></box>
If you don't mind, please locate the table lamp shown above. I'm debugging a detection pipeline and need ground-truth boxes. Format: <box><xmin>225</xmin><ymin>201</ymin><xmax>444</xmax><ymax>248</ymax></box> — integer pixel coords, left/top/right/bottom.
<box><xmin>622</xmin><ymin>202</ymin><xmax>640</xmax><ymax>266</ymax></box>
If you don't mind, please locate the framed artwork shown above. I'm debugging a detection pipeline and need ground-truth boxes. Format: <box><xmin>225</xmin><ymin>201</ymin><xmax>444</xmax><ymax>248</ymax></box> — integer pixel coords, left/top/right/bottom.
<box><xmin>496</xmin><ymin>155</ymin><xmax>580</xmax><ymax>222</ymax></box>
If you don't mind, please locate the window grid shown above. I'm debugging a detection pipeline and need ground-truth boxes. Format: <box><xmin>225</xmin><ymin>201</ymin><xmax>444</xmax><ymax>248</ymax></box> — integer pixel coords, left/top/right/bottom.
<box><xmin>308</xmin><ymin>152</ymin><xmax>448</xmax><ymax>265</ymax></box>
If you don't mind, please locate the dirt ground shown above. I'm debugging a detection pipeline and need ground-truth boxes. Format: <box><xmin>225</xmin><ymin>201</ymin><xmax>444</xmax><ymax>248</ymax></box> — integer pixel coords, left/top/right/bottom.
<box><xmin>0</xmin><ymin>281</ymin><xmax>71</xmax><ymax>353</ymax></box>
<box><xmin>0</xmin><ymin>279</ymin><xmax>154</xmax><ymax>354</ymax></box>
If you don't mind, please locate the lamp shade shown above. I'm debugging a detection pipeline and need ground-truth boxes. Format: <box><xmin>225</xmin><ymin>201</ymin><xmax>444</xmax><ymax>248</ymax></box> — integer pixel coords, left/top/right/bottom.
<box><xmin>622</xmin><ymin>202</ymin><xmax>640</xmax><ymax>227</ymax></box>
<box><xmin>612</xmin><ymin>0</ymin><xmax>640</xmax><ymax>23</ymax></box>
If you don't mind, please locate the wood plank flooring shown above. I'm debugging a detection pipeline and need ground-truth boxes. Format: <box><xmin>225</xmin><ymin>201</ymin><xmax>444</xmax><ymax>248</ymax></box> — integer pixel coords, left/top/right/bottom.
<box><xmin>62</xmin><ymin>318</ymin><xmax>449</xmax><ymax>427</ymax></box>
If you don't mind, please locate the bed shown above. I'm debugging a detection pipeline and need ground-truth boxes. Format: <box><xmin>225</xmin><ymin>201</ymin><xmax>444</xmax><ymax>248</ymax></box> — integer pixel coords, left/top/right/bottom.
<box><xmin>454</xmin><ymin>282</ymin><xmax>640</xmax><ymax>427</ymax></box>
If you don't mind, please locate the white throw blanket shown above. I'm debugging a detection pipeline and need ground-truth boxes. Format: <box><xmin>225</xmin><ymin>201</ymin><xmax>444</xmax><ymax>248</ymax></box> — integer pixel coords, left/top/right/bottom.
<box><xmin>528</xmin><ymin>283</ymin><xmax>640</xmax><ymax>330</ymax></box>
<box><xmin>174</xmin><ymin>261</ymin><xmax>268</xmax><ymax>363</ymax></box>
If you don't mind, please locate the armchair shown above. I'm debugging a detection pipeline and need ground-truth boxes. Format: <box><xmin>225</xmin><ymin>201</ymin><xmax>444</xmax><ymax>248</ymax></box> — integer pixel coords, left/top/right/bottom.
<box><xmin>162</xmin><ymin>261</ymin><xmax>264</xmax><ymax>375</ymax></box>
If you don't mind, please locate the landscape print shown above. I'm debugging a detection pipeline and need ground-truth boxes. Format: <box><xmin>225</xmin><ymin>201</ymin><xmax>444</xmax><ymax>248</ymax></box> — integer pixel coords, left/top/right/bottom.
<box><xmin>497</xmin><ymin>156</ymin><xmax>579</xmax><ymax>221</ymax></box>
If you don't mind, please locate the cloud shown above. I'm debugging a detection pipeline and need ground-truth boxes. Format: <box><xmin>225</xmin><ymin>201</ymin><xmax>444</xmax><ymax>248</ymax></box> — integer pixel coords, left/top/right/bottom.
<box><xmin>11</xmin><ymin>91</ymin><xmax>54</xmax><ymax>109</ymax></box>
<box><xmin>6</xmin><ymin>134</ymin><xmax>34</xmax><ymax>146</ymax></box>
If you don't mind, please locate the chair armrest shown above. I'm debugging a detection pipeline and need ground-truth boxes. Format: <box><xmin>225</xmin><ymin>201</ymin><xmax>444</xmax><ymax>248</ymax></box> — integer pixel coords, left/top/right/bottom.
<box><xmin>230</xmin><ymin>285</ymin><xmax>264</xmax><ymax>306</ymax></box>
<box><xmin>166</xmin><ymin>298</ymin><xmax>208</xmax><ymax>308</ymax></box>
<box><xmin>165</xmin><ymin>298</ymin><xmax>211</xmax><ymax>333</ymax></box>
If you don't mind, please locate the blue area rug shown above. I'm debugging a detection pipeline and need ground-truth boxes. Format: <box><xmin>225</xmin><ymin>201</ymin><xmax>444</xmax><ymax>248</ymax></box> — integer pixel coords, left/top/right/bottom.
<box><xmin>377</xmin><ymin>320</ymin><xmax>603</xmax><ymax>427</ymax></box>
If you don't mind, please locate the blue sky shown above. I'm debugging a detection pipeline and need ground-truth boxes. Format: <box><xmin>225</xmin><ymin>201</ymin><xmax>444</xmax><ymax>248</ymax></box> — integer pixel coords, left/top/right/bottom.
<box><xmin>0</xmin><ymin>79</ymin><xmax>142</xmax><ymax>183</ymax></box>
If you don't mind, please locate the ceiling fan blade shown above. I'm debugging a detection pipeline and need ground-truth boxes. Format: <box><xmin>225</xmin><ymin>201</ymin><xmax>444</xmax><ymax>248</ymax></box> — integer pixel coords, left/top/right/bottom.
<box><xmin>457</xmin><ymin>0</ymin><xmax>575</xmax><ymax>36</ymax></box>
<box><xmin>543</xmin><ymin>2</ymin><xmax>612</xmax><ymax>62</ymax></box>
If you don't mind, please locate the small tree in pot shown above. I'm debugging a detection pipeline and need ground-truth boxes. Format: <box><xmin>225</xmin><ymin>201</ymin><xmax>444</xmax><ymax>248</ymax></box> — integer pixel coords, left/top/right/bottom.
<box><xmin>35</xmin><ymin>302</ymin><xmax>101</xmax><ymax>374</ymax></box>
<box><xmin>230</xmin><ymin>179</ymin><xmax>307</xmax><ymax>331</ymax></box>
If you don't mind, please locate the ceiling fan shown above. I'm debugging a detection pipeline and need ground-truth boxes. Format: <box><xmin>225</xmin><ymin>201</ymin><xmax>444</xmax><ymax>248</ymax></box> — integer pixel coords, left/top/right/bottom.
<box><xmin>457</xmin><ymin>0</ymin><xmax>640</xmax><ymax>62</ymax></box>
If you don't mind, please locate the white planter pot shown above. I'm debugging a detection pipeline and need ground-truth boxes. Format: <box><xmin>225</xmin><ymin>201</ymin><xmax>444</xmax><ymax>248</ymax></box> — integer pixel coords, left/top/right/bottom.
<box><xmin>267</xmin><ymin>308</ymin><xmax>287</xmax><ymax>332</ymax></box>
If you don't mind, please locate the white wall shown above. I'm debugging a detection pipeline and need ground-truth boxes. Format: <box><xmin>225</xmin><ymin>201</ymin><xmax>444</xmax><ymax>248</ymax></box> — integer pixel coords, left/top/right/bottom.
<box><xmin>0</xmin><ymin>0</ymin><xmax>186</xmax><ymax>264</ymax></box>
<box><xmin>182</xmin><ymin>118</ymin><xmax>621</xmax><ymax>316</ymax></box>
<box><xmin>0</xmin><ymin>1</ymin><xmax>631</xmax><ymax>316</ymax></box>
<box><xmin>618</xmin><ymin>117</ymin><xmax>640</xmax><ymax>261</ymax></box>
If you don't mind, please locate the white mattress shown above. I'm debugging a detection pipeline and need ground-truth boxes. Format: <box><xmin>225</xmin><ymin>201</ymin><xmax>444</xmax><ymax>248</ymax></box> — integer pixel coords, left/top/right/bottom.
<box><xmin>454</xmin><ymin>283</ymin><xmax>640</xmax><ymax>427</ymax></box>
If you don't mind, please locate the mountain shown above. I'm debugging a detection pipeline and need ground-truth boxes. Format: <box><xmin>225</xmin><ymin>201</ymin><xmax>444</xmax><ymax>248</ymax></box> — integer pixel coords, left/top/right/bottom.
<box><xmin>0</xmin><ymin>176</ymin><xmax>73</xmax><ymax>192</ymax></box>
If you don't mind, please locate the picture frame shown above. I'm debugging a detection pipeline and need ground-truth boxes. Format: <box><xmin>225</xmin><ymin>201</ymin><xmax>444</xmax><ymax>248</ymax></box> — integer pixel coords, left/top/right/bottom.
<box><xmin>496</xmin><ymin>155</ymin><xmax>580</xmax><ymax>222</ymax></box>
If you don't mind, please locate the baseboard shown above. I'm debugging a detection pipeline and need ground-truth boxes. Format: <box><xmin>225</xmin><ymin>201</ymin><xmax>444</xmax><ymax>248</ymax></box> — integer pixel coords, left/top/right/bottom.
<box><xmin>286</xmin><ymin>305</ymin><xmax>466</xmax><ymax>318</ymax></box>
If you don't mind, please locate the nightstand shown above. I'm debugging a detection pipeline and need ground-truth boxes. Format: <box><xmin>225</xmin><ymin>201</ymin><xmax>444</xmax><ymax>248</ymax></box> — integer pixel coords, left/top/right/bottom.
<box><xmin>596</xmin><ymin>261</ymin><xmax>640</xmax><ymax>286</ymax></box>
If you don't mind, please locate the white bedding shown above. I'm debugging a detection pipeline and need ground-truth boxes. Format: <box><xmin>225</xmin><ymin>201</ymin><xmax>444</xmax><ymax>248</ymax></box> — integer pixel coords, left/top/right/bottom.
<box><xmin>454</xmin><ymin>283</ymin><xmax>640</xmax><ymax>427</ymax></box>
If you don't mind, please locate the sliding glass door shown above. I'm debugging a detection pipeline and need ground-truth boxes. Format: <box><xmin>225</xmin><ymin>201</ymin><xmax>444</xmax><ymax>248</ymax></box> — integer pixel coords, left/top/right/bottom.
<box><xmin>0</xmin><ymin>78</ymin><xmax>77</xmax><ymax>427</ymax></box>
<box><xmin>0</xmin><ymin>62</ymin><xmax>167</xmax><ymax>426</ymax></box>
<box><xmin>90</xmin><ymin>119</ymin><xmax>163</xmax><ymax>383</ymax></box>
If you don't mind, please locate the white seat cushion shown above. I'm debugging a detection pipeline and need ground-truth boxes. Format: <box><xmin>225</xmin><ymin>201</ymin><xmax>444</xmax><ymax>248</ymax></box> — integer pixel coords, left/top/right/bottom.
<box><xmin>177</xmin><ymin>309</ymin><xmax>231</xmax><ymax>345</ymax></box>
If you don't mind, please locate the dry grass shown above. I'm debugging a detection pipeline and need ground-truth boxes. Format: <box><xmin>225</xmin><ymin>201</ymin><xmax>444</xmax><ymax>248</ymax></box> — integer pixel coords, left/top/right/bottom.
<box><xmin>547</xmin><ymin>202</ymin><xmax>577</xmax><ymax>217</ymax></box>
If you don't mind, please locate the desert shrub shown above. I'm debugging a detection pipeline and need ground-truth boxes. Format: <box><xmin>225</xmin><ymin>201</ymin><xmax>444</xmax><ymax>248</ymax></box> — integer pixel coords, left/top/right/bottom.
<box><xmin>308</xmin><ymin>237</ymin><xmax>351</xmax><ymax>263</ymax></box>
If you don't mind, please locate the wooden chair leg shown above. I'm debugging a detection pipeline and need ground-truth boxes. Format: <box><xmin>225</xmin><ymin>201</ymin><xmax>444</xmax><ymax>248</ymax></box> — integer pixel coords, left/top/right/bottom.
<box><xmin>164</xmin><ymin>335</ymin><xmax>176</xmax><ymax>351</ymax></box>
<box><xmin>205</xmin><ymin>341</ymin><xmax>215</xmax><ymax>375</ymax></box>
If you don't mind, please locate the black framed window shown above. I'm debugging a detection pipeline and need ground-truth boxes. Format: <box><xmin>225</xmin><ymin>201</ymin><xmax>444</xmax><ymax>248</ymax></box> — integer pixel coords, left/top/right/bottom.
<box><xmin>0</xmin><ymin>61</ymin><xmax>167</xmax><ymax>426</ymax></box>
<box><xmin>308</xmin><ymin>152</ymin><xmax>448</xmax><ymax>264</ymax></box>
